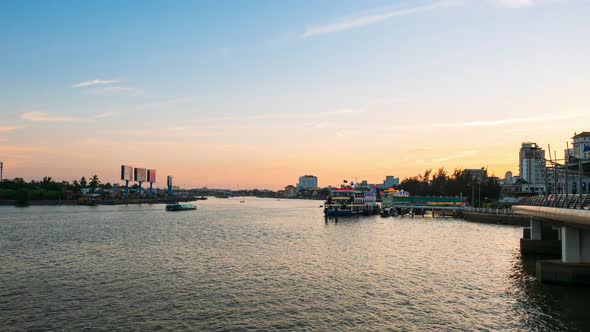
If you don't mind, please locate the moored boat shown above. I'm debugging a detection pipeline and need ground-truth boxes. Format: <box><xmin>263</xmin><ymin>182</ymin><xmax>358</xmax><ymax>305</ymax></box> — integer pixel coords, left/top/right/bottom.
<box><xmin>323</xmin><ymin>187</ymin><xmax>379</xmax><ymax>217</ymax></box>
<box><xmin>166</xmin><ymin>203</ymin><xmax>197</xmax><ymax>211</ymax></box>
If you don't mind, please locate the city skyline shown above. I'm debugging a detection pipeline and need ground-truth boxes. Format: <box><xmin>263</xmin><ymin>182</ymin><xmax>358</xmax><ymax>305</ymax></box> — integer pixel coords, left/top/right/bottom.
<box><xmin>1</xmin><ymin>0</ymin><xmax>589</xmax><ymax>189</ymax></box>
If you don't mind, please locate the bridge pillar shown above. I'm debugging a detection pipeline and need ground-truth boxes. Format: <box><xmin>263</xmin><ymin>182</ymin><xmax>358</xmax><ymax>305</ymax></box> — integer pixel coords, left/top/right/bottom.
<box><xmin>520</xmin><ymin>218</ymin><xmax>561</xmax><ymax>256</ymax></box>
<box><xmin>561</xmin><ymin>227</ymin><xmax>590</xmax><ymax>263</ymax></box>
<box><xmin>562</xmin><ymin>226</ymin><xmax>582</xmax><ymax>263</ymax></box>
<box><xmin>536</xmin><ymin>227</ymin><xmax>590</xmax><ymax>286</ymax></box>
<box><xmin>530</xmin><ymin>218</ymin><xmax>542</xmax><ymax>240</ymax></box>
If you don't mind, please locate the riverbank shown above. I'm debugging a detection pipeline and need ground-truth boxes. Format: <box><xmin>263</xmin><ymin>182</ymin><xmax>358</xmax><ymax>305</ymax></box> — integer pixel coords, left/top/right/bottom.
<box><xmin>0</xmin><ymin>197</ymin><xmax>197</xmax><ymax>206</ymax></box>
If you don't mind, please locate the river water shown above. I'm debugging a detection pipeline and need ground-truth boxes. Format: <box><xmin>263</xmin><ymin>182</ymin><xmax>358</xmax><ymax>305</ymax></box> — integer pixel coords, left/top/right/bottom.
<box><xmin>1</xmin><ymin>198</ymin><xmax>589</xmax><ymax>331</ymax></box>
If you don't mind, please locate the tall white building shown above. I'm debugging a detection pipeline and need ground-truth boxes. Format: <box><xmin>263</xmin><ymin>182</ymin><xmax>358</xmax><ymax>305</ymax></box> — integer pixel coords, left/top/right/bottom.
<box><xmin>519</xmin><ymin>143</ymin><xmax>546</xmax><ymax>193</ymax></box>
<box><xmin>297</xmin><ymin>175</ymin><xmax>318</xmax><ymax>190</ymax></box>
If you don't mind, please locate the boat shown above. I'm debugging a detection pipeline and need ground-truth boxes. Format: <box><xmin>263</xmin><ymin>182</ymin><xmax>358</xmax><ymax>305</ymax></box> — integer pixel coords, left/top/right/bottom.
<box><xmin>166</xmin><ymin>203</ymin><xmax>197</xmax><ymax>211</ymax></box>
<box><xmin>323</xmin><ymin>187</ymin><xmax>379</xmax><ymax>217</ymax></box>
<box><xmin>196</xmin><ymin>196</ymin><xmax>208</xmax><ymax>200</ymax></box>
<box><xmin>240</xmin><ymin>200</ymin><xmax>245</xmax><ymax>203</ymax></box>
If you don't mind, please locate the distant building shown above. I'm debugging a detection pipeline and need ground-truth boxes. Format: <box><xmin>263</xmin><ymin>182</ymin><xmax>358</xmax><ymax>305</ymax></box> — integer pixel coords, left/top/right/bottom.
<box><xmin>297</xmin><ymin>175</ymin><xmax>318</xmax><ymax>190</ymax></box>
<box><xmin>465</xmin><ymin>168</ymin><xmax>485</xmax><ymax>181</ymax></box>
<box><xmin>354</xmin><ymin>180</ymin><xmax>374</xmax><ymax>191</ymax></box>
<box><xmin>519</xmin><ymin>143</ymin><xmax>546</xmax><ymax>186</ymax></box>
<box><xmin>382</xmin><ymin>176</ymin><xmax>399</xmax><ymax>188</ymax></box>
<box><xmin>572</xmin><ymin>132</ymin><xmax>590</xmax><ymax>159</ymax></box>
<box><xmin>376</xmin><ymin>176</ymin><xmax>400</xmax><ymax>189</ymax></box>
<box><xmin>284</xmin><ymin>185</ymin><xmax>297</xmax><ymax>197</ymax></box>
<box><xmin>503</xmin><ymin>171</ymin><xmax>514</xmax><ymax>185</ymax></box>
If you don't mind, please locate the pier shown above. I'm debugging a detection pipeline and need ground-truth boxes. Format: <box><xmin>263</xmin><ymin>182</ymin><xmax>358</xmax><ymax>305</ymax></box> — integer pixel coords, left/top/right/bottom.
<box><xmin>381</xmin><ymin>196</ymin><xmax>463</xmax><ymax>218</ymax></box>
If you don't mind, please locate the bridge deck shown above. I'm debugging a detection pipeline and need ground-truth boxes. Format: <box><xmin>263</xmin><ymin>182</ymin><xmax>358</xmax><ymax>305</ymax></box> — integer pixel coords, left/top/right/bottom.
<box><xmin>512</xmin><ymin>205</ymin><xmax>590</xmax><ymax>229</ymax></box>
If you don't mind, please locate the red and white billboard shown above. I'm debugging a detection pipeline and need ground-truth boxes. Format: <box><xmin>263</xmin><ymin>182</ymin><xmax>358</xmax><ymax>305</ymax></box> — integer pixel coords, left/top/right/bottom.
<box><xmin>121</xmin><ymin>165</ymin><xmax>133</xmax><ymax>181</ymax></box>
<box><xmin>134</xmin><ymin>168</ymin><xmax>147</xmax><ymax>182</ymax></box>
<box><xmin>148</xmin><ymin>169</ymin><xmax>157</xmax><ymax>183</ymax></box>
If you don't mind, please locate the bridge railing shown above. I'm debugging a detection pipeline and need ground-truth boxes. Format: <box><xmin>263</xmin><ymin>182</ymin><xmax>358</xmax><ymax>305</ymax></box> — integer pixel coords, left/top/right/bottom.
<box><xmin>461</xmin><ymin>207</ymin><xmax>515</xmax><ymax>215</ymax></box>
<box><xmin>518</xmin><ymin>194</ymin><xmax>590</xmax><ymax>209</ymax></box>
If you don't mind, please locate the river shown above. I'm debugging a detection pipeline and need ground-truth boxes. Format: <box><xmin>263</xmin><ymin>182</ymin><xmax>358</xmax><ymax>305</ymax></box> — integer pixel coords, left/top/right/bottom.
<box><xmin>1</xmin><ymin>198</ymin><xmax>589</xmax><ymax>331</ymax></box>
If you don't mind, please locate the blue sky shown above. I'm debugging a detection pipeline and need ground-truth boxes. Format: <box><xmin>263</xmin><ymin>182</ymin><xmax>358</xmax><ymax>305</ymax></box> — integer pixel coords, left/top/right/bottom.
<box><xmin>1</xmin><ymin>0</ymin><xmax>589</xmax><ymax>188</ymax></box>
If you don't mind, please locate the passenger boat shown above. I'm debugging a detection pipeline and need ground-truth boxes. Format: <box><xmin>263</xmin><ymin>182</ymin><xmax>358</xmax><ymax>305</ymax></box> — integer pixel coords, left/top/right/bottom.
<box><xmin>323</xmin><ymin>187</ymin><xmax>378</xmax><ymax>217</ymax></box>
<box><xmin>165</xmin><ymin>203</ymin><xmax>197</xmax><ymax>211</ymax></box>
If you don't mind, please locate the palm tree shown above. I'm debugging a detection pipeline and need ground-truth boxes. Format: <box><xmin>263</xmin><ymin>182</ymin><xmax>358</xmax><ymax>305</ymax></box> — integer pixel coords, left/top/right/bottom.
<box><xmin>89</xmin><ymin>175</ymin><xmax>100</xmax><ymax>193</ymax></box>
<box><xmin>79</xmin><ymin>177</ymin><xmax>87</xmax><ymax>188</ymax></box>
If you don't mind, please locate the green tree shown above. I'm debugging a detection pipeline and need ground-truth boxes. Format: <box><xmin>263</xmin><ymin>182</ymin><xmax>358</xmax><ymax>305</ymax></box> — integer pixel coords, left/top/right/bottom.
<box><xmin>71</xmin><ymin>180</ymin><xmax>81</xmax><ymax>193</ymax></box>
<box><xmin>79</xmin><ymin>177</ymin><xmax>87</xmax><ymax>188</ymax></box>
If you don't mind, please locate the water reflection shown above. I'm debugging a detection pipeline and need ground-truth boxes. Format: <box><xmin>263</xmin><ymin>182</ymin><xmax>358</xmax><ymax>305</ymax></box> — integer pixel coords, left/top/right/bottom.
<box><xmin>508</xmin><ymin>251</ymin><xmax>590</xmax><ymax>331</ymax></box>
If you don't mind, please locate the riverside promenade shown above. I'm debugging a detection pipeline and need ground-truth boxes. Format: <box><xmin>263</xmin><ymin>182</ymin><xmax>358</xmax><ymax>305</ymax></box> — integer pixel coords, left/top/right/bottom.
<box><xmin>460</xmin><ymin>207</ymin><xmax>530</xmax><ymax>226</ymax></box>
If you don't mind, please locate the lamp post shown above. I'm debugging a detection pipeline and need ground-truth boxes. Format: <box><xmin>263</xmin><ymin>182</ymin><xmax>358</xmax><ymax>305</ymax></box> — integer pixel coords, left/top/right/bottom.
<box><xmin>0</xmin><ymin>161</ymin><xmax>3</xmax><ymax>182</ymax></box>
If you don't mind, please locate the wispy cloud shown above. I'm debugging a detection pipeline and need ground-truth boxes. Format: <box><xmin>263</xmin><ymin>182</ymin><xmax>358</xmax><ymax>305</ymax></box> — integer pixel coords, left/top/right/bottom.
<box><xmin>21</xmin><ymin>112</ymin><xmax>81</xmax><ymax>122</ymax></box>
<box><xmin>320</xmin><ymin>108</ymin><xmax>364</xmax><ymax>115</ymax></box>
<box><xmin>302</xmin><ymin>0</ymin><xmax>555</xmax><ymax>37</ymax></box>
<box><xmin>0</xmin><ymin>126</ymin><xmax>23</xmax><ymax>132</ymax></box>
<box><xmin>302</xmin><ymin>1</ymin><xmax>456</xmax><ymax>37</ymax></box>
<box><xmin>492</xmin><ymin>0</ymin><xmax>545</xmax><ymax>8</ymax></box>
<box><xmin>94</xmin><ymin>112</ymin><xmax>114</xmax><ymax>119</ymax></box>
<box><xmin>72</xmin><ymin>79</ymin><xmax>119</xmax><ymax>88</ymax></box>
<box><xmin>411</xmin><ymin>113</ymin><xmax>582</xmax><ymax>129</ymax></box>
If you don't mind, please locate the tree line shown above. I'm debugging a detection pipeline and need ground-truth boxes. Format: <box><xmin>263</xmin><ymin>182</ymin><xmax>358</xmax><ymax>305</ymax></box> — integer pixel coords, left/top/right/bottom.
<box><xmin>0</xmin><ymin>175</ymin><xmax>108</xmax><ymax>202</ymax></box>
<box><xmin>396</xmin><ymin>168</ymin><xmax>501</xmax><ymax>205</ymax></box>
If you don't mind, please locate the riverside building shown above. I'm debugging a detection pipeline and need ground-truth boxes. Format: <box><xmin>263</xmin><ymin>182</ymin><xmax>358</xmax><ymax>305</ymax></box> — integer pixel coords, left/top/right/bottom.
<box><xmin>519</xmin><ymin>142</ymin><xmax>546</xmax><ymax>193</ymax></box>
<box><xmin>297</xmin><ymin>175</ymin><xmax>318</xmax><ymax>190</ymax></box>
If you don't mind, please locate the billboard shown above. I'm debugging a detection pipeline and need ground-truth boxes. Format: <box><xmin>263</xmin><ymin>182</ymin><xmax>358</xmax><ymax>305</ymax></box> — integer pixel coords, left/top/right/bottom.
<box><xmin>134</xmin><ymin>168</ymin><xmax>147</xmax><ymax>182</ymax></box>
<box><xmin>121</xmin><ymin>165</ymin><xmax>133</xmax><ymax>181</ymax></box>
<box><xmin>147</xmin><ymin>169</ymin><xmax>157</xmax><ymax>183</ymax></box>
<box><xmin>167</xmin><ymin>176</ymin><xmax>173</xmax><ymax>186</ymax></box>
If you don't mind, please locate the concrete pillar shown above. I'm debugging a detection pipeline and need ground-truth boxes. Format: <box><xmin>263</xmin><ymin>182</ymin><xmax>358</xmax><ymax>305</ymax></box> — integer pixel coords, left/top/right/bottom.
<box><xmin>530</xmin><ymin>218</ymin><xmax>542</xmax><ymax>240</ymax></box>
<box><xmin>537</xmin><ymin>228</ymin><xmax>590</xmax><ymax>285</ymax></box>
<box><xmin>562</xmin><ymin>226</ymin><xmax>581</xmax><ymax>263</ymax></box>
<box><xmin>582</xmin><ymin>229</ymin><xmax>590</xmax><ymax>263</ymax></box>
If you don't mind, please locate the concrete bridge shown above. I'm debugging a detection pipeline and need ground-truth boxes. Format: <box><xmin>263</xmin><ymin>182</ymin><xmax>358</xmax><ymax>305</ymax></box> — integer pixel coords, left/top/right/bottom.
<box><xmin>513</xmin><ymin>194</ymin><xmax>590</xmax><ymax>285</ymax></box>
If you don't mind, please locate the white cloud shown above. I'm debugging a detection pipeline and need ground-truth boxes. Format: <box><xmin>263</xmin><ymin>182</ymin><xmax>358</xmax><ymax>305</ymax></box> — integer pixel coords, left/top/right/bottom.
<box><xmin>302</xmin><ymin>1</ymin><xmax>457</xmax><ymax>37</ymax></box>
<box><xmin>72</xmin><ymin>79</ymin><xmax>119</xmax><ymax>88</ymax></box>
<box><xmin>21</xmin><ymin>112</ymin><xmax>81</xmax><ymax>122</ymax></box>
<box><xmin>86</xmin><ymin>86</ymin><xmax>145</xmax><ymax>96</ymax></box>
<box><xmin>0</xmin><ymin>126</ymin><xmax>23</xmax><ymax>132</ymax></box>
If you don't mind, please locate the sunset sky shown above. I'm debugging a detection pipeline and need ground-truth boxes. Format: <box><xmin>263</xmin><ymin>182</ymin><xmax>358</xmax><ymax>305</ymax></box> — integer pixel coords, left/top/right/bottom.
<box><xmin>1</xmin><ymin>0</ymin><xmax>589</xmax><ymax>189</ymax></box>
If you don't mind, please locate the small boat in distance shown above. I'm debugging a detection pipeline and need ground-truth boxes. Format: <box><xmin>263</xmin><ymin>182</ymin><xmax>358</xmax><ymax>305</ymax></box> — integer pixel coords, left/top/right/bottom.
<box><xmin>196</xmin><ymin>196</ymin><xmax>208</xmax><ymax>200</ymax></box>
<box><xmin>166</xmin><ymin>203</ymin><xmax>197</xmax><ymax>211</ymax></box>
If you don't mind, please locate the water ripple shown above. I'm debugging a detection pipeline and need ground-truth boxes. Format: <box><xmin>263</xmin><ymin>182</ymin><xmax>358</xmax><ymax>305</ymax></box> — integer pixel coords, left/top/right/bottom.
<box><xmin>1</xmin><ymin>199</ymin><xmax>589</xmax><ymax>331</ymax></box>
